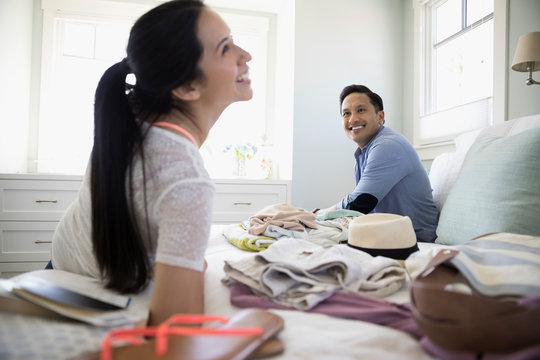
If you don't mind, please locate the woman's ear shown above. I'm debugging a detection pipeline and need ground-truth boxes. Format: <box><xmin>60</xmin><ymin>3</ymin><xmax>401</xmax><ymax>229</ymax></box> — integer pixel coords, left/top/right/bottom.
<box><xmin>172</xmin><ymin>84</ymin><xmax>200</xmax><ymax>101</ymax></box>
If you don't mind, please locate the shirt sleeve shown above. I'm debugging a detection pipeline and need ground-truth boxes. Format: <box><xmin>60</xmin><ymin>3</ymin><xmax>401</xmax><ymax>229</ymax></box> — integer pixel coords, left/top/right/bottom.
<box><xmin>153</xmin><ymin>179</ymin><xmax>215</xmax><ymax>272</ymax></box>
<box><xmin>339</xmin><ymin>139</ymin><xmax>413</xmax><ymax>210</ymax></box>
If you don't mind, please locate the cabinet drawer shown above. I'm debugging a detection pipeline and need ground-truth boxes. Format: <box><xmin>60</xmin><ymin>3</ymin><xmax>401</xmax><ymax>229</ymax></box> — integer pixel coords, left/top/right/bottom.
<box><xmin>0</xmin><ymin>262</ymin><xmax>49</xmax><ymax>279</ymax></box>
<box><xmin>212</xmin><ymin>183</ymin><xmax>288</xmax><ymax>223</ymax></box>
<box><xmin>0</xmin><ymin>222</ymin><xmax>56</xmax><ymax>262</ymax></box>
<box><xmin>0</xmin><ymin>179</ymin><xmax>81</xmax><ymax>221</ymax></box>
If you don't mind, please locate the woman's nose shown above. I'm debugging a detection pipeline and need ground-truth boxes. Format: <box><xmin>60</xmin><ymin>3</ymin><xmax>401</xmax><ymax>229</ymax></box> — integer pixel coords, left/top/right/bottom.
<box><xmin>238</xmin><ymin>45</ymin><xmax>252</xmax><ymax>62</ymax></box>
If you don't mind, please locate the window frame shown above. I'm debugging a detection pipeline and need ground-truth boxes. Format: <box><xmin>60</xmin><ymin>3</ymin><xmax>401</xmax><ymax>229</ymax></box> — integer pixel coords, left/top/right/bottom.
<box><xmin>413</xmin><ymin>0</ymin><xmax>508</xmax><ymax>159</ymax></box>
<box><xmin>29</xmin><ymin>0</ymin><xmax>293</xmax><ymax>179</ymax></box>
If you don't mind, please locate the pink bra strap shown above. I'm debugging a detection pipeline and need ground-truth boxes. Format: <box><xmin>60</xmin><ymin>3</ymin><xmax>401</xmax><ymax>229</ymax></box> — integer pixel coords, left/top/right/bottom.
<box><xmin>152</xmin><ymin>121</ymin><xmax>198</xmax><ymax>147</ymax></box>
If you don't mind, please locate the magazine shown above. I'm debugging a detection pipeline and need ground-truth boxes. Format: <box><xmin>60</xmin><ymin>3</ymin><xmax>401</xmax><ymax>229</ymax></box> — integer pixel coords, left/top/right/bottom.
<box><xmin>0</xmin><ymin>270</ymin><xmax>150</xmax><ymax>327</ymax></box>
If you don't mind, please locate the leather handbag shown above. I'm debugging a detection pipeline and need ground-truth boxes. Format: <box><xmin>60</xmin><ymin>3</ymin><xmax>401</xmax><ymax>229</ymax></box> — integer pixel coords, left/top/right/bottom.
<box><xmin>410</xmin><ymin>233</ymin><xmax>540</xmax><ymax>353</ymax></box>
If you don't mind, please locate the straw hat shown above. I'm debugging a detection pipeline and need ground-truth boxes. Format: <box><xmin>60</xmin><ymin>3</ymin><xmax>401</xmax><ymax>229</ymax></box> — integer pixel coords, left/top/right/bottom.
<box><xmin>347</xmin><ymin>213</ymin><xmax>419</xmax><ymax>260</ymax></box>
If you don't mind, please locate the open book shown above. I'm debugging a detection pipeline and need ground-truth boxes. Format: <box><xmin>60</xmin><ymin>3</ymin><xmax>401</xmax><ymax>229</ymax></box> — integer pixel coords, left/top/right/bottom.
<box><xmin>0</xmin><ymin>269</ymin><xmax>150</xmax><ymax>327</ymax></box>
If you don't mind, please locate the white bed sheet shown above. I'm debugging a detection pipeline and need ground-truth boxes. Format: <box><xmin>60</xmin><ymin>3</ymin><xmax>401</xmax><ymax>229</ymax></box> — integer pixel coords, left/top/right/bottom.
<box><xmin>0</xmin><ymin>224</ymin><xmax>438</xmax><ymax>359</ymax></box>
<box><xmin>204</xmin><ymin>224</ymin><xmax>436</xmax><ymax>360</ymax></box>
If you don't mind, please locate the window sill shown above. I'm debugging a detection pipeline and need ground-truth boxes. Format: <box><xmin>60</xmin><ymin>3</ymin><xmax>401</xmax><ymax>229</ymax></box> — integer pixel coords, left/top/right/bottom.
<box><xmin>415</xmin><ymin>141</ymin><xmax>456</xmax><ymax>161</ymax></box>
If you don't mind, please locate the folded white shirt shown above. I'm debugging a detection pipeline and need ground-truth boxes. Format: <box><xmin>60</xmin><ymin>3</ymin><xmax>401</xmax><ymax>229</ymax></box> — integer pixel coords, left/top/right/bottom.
<box><xmin>223</xmin><ymin>238</ymin><xmax>406</xmax><ymax>310</ymax></box>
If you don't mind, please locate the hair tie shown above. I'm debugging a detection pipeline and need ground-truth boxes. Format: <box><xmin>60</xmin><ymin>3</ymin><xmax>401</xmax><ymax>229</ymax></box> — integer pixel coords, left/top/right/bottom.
<box><xmin>121</xmin><ymin>58</ymin><xmax>137</xmax><ymax>95</ymax></box>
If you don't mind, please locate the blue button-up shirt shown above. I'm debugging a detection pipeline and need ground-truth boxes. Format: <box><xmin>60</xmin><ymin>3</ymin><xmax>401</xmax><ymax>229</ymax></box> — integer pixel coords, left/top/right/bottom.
<box><xmin>338</xmin><ymin>126</ymin><xmax>438</xmax><ymax>242</ymax></box>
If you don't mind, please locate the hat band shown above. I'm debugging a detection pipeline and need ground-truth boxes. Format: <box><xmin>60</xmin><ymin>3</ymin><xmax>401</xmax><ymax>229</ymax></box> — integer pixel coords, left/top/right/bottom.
<box><xmin>346</xmin><ymin>243</ymin><xmax>419</xmax><ymax>260</ymax></box>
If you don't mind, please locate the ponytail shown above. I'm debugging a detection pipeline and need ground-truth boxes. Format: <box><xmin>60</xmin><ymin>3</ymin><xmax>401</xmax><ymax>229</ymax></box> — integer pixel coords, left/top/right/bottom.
<box><xmin>90</xmin><ymin>0</ymin><xmax>206</xmax><ymax>294</ymax></box>
<box><xmin>91</xmin><ymin>59</ymin><xmax>150</xmax><ymax>293</ymax></box>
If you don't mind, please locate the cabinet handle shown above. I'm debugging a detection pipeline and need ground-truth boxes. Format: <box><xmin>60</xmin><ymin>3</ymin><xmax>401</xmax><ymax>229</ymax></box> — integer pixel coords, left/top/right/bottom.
<box><xmin>35</xmin><ymin>199</ymin><xmax>58</xmax><ymax>203</ymax></box>
<box><xmin>233</xmin><ymin>201</ymin><xmax>252</xmax><ymax>206</ymax></box>
<box><xmin>35</xmin><ymin>240</ymin><xmax>52</xmax><ymax>244</ymax></box>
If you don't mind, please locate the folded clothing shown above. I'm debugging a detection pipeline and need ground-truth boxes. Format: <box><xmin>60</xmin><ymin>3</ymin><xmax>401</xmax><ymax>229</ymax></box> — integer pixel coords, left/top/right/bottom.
<box><xmin>248</xmin><ymin>203</ymin><xmax>317</xmax><ymax>235</ymax></box>
<box><xmin>406</xmin><ymin>232</ymin><xmax>540</xmax><ymax>297</ymax></box>
<box><xmin>230</xmin><ymin>282</ymin><xmax>422</xmax><ymax>339</ymax></box>
<box><xmin>315</xmin><ymin>209</ymin><xmax>364</xmax><ymax>221</ymax></box>
<box><xmin>223</xmin><ymin>238</ymin><xmax>406</xmax><ymax>310</ymax></box>
<box><xmin>223</xmin><ymin>223</ymin><xmax>276</xmax><ymax>252</ymax></box>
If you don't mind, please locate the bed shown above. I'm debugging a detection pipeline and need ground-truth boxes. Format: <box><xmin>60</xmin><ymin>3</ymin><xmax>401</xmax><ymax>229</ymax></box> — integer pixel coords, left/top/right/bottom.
<box><xmin>202</xmin><ymin>224</ymin><xmax>437</xmax><ymax>360</ymax></box>
<box><xmin>2</xmin><ymin>114</ymin><xmax>539</xmax><ymax>359</ymax></box>
<box><xmin>0</xmin><ymin>223</ymin><xmax>439</xmax><ymax>360</ymax></box>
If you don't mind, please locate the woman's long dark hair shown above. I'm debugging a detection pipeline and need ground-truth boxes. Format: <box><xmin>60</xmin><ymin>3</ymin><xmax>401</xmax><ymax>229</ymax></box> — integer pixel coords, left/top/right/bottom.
<box><xmin>91</xmin><ymin>0</ymin><xmax>205</xmax><ymax>293</ymax></box>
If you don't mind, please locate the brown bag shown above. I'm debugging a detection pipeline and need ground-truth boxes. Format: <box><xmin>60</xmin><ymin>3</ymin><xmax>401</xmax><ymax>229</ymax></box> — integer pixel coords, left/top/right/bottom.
<box><xmin>410</xmin><ymin>243</ymin><xmax>540</xmax><ymax>353</ymax></box>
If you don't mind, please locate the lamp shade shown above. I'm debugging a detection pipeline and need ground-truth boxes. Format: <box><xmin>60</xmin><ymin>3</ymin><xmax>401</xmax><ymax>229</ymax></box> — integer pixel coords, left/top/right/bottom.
<box><xmin>511</xmin><ymin>31</ymin><xmax>540</xmax><ymax>72</ymax></box>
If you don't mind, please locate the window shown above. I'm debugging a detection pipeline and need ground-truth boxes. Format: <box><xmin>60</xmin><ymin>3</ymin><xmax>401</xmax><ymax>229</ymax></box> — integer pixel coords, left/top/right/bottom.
<box><xmin>414</xmin><ymin>0</ymin><xmax>494</xmax><ymax>146</ymax></box>
<box><xmin>3</xmin><ymin>0</ymin><xmax>293</xmax><ymax>179</ymax></box>
<box><xmin>198</xmin><ymin>11</ymin><xmax>276</xmax><ymax>179</ymax></box>
<box><xmin>37</xmin><ymin>10</ymin><xmax>135</xmax><ymax>174</ymax></box>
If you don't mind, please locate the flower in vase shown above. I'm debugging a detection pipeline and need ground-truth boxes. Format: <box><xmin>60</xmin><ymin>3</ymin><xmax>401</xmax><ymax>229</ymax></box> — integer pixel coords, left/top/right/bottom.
<box><xmin>224</xmin><ymin>143</ymin><xmax>258</xmax><ymax>177</ymax></box>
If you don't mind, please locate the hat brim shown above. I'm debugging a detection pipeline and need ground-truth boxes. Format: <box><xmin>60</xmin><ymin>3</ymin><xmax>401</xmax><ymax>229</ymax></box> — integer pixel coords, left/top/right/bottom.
<box><xmin>347</xmin><ymin>242</ymin><xmax>419</xmax><ymax>260</ymax></box>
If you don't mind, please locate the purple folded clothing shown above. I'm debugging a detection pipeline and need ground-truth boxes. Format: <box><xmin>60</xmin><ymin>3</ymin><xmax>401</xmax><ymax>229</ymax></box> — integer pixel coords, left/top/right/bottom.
<box><xmin>230</xmin><ymin>282</ymin><xmax>422</xmax><ymax>339</ymax></box>
<box><xmin>231</xmin><ymin>284</ymin><xmax>540</xmax><ymax>359</ymax></box>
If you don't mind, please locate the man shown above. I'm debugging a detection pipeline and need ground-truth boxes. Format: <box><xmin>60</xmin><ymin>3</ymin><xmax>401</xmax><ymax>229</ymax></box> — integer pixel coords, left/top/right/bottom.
<box><xmin>317</xmin><ymin>85</ymin><xmax>438</xmax><ymax>242</ymax></box>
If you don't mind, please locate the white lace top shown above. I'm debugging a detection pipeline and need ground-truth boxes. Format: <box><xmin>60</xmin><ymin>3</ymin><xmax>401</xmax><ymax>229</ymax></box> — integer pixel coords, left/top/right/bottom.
<box><xmin>51</xmin><ymin>126</ymin><xmax>215</xmax><ymax>280</ymax></box>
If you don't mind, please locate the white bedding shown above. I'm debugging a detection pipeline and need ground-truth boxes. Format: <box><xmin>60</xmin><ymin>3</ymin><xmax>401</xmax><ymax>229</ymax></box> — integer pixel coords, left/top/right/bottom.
<box><xmin>205</xmin><ymin>225</ymin><xmax>436</xmax><ymax>360</ymax></box>
<box><xmin>0</xmin><ymin>224</ymin><xmax>439</xmax><ymax>359</ymax></box>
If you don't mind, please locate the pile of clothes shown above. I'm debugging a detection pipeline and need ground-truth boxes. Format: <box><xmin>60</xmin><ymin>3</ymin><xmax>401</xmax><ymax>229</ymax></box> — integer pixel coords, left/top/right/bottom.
<box><xmin>223</xmin><ymin>203</ymin><xmax>362</xmax><ymax>251</ymax></box>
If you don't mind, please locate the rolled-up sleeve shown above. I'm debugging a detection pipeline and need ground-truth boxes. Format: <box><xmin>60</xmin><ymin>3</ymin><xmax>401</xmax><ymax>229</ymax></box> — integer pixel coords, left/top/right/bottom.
<box><xmin>339</xmin><ymin>140</ymin><xmax>412</xmax><ymax>210</ymax></box>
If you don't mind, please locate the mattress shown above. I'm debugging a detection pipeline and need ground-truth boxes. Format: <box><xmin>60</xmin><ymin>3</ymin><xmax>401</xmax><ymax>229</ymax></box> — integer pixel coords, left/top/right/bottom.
<box><xmin>0</xmin><ymin>224</ymin><xmax>438</xmax><ymax>359</ymax></box>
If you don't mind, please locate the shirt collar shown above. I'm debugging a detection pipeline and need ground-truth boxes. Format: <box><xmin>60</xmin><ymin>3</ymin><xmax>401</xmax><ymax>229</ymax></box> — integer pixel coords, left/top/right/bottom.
<box><xmin>354</xmin><ymin>125</ymin><xmax>385</xmax><ymax>158</ymax></box>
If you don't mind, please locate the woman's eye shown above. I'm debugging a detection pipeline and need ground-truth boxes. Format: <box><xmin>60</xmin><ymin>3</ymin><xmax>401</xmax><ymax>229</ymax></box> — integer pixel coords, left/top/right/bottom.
<box><xmin>222</xmin><ymin>44</ymin><xmax>230</xmax><ymax>55</ymax></box>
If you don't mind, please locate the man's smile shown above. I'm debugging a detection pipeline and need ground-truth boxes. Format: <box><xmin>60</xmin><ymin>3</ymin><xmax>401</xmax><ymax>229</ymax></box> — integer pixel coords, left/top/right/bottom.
<box><xmin>350</xmin><ymin>125</ymin><xmax>366</xmax><ymax>131</ymax></box>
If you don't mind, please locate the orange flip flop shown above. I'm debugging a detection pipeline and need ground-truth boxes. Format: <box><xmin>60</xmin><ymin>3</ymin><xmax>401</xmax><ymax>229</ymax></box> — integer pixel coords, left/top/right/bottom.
<box><xmin>101</xmin><ymin>308</ymin><xmax>284</xmax><ymax>360</ymax></box>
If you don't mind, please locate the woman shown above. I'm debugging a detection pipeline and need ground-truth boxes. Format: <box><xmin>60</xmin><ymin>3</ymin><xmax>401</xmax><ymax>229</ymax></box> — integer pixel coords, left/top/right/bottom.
<box><xmin>51</xmin><ymin>0</ymin><xmax>252</xmax><ymax>325</ymax></box>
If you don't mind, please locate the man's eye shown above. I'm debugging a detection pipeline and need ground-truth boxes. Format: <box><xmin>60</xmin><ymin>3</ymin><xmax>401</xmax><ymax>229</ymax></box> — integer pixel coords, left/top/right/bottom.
<box><xmin>222</xmin><ymin>44</ymin><xmax>230</xmax><ymax>55</ymax></box>
<box><xmin>357</xmin><ymin>108</ymin><xmax>365</xmax><ymax>113</ymax></box>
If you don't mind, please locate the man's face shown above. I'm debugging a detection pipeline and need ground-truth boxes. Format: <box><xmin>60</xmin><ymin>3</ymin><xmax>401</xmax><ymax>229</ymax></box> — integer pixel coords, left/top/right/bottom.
<box><xmin>341</xmin><ymin>92</ymin><xmax>384</xmax><ymax>149</ymax></box>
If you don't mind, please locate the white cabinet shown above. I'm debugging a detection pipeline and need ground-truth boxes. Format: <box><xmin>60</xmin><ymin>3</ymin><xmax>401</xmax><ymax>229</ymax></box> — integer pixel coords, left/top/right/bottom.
<box><xmin>212</xmin><ymin>180</ymin><xmax>290</xmax><ymax>223</ymax></box>
<box><xmin>0</xmin><ymin>174</ymin><xmax>82</xmax><ymax>278</ymax></box>
<box><xmin>0</xmin><ymin>174</ymin><xmax>291</xmax><ymax>277</ymax></box>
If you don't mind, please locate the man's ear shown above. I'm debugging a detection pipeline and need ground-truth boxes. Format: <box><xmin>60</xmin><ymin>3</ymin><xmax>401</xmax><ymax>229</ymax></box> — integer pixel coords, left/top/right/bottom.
<box><xmin>171</xmin><ymin>84</ymin><xmax>200</xmax><ymax>101</ymax></box>
<box><xmin>377</xmin><ymin>110</ymin><xmax>385</xmax><ymax>125</ymax></box>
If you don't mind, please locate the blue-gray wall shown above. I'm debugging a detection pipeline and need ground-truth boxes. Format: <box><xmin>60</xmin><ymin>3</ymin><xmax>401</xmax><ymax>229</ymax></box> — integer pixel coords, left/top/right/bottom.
<box><xmin>291</xmin><ymin>0</ymin><xmax>540</xmax><ymax>210</ymax></box>
<box><xmin>292</xmin><ymin>0</ymin><xmax>405</xmax><ymax>211</ymax></box>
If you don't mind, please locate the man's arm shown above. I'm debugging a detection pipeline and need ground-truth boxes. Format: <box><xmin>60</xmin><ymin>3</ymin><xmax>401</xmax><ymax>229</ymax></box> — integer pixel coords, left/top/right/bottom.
<box><xmin>314</xmin><ymin>192</ymin><xmax>377</xmax><ymax>215</ymax></box>
<box><xmin>348</xmin><ymin>193</ymin><xmax>378</xmax><ymax>213</ymax></box>
<box><xmin>332</xmin><ymin>141</ymin><xmax>411</xmax><ymax>214</ymax></box>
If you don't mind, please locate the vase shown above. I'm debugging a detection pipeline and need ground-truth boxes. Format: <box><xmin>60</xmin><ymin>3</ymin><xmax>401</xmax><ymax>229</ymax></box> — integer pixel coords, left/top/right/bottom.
<box><xmin>234</xmin><ymin>155</ymin><xmax>246</xmax><ymax>177</ymax></box>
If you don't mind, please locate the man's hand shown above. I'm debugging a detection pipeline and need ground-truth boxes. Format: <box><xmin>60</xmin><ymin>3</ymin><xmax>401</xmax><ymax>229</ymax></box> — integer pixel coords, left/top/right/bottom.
<box><xmin>313</xmin><ymin>204</ymin><xmax>338</xmax><ymax>215</ymax></box>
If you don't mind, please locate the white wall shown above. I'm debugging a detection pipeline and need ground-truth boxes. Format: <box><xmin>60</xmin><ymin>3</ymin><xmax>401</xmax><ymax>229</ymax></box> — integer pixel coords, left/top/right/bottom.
<box><xmin>0</xmin><ymin>0</ymin><xmax>33</xmax><ymax>173</ymax></box>
<box><xmin>291</xmin><ymin>0</ymin><xmax>405</xmax><ymax>210</ymax></box>
<box><xmin>3</xmin><ymin>0</ymin><xmax>538</xmax><ymax>210</ymax></box>
<box><xmin>507</xmin><ymin>0</ymin><xmax>540</xmax><ymax>120</ymax></box>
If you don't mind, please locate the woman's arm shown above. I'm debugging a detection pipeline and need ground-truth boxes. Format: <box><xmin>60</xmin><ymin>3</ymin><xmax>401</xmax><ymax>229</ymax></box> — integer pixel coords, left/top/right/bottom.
<box><xmin>147</xmin><ymin>262</ymin><xmax>205</xmax><ymax>326</ymax></box>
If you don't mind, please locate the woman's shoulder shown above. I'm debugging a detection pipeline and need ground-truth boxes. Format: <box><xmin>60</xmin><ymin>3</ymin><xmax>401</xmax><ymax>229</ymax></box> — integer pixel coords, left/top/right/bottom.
<box><xmin>146</xmin><ymin>129</ymin><xmax>206</xmax><ymax>173</ymax></box>
<box><xmin>130</xmin><ymin>128</ymin><xmax>213</xmax><ymax>197</ymax></box>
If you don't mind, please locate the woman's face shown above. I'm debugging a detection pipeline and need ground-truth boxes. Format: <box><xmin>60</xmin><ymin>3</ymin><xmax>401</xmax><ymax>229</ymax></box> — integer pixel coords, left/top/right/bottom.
<box><xmin>195</xmin><ymin>8</ymin><xmax>253</xmax><ymax>108</ymax></box>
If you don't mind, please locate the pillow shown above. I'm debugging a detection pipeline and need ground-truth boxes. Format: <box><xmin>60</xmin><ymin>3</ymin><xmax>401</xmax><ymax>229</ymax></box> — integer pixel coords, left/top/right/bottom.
<box><xmin>429</xmin><ymin>129</ymin><xmax>484</xmax><ymax>211</ymax></box>
<box><xmin>429</xmin><ymin>152</ymin><xmax>467</xmax><ymax>212</ymax></box>
<box><xmin>435</xmin><ymin>128</ymin><xmax>540</xmax><ymax>245</ymax></box>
